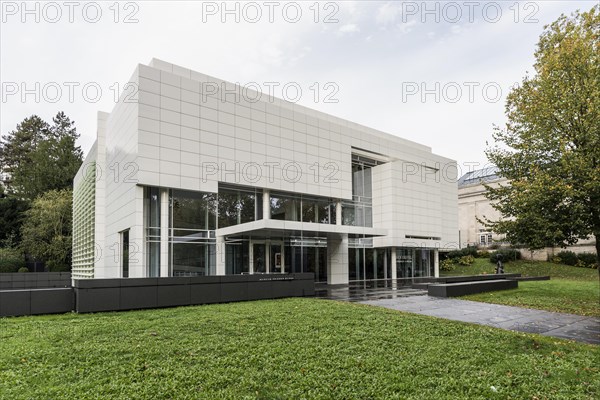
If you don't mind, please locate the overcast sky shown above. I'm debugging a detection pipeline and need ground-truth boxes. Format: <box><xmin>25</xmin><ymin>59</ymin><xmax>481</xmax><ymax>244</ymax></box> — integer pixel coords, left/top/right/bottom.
<box><xmin>1</xmin><ymin>1</ymin><xmax>595</xmax><ymax>175</ymax></box>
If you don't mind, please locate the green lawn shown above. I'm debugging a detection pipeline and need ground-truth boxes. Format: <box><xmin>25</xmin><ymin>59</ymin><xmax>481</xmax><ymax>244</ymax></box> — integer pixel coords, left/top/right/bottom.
<box><xmin>1</xmin><ymin>298</ymin><xmax>598</xmax><ymax>399</ymax></box>
<box><xmin>441</xmin><ymin>259</ymin><xmax>599</xmax><ymax>316</ymax></box>
<box><xmin>462</xmin><ymin>280</ymin><xmax>600</xmax><ymax>317</ymax></box>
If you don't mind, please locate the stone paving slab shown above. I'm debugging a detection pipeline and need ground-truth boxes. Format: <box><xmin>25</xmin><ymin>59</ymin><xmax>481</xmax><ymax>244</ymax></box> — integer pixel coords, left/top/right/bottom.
<box><xmin>359</xmin><ymin>295</ymin><xmax>600</xmax><ymax>345</ymax></box>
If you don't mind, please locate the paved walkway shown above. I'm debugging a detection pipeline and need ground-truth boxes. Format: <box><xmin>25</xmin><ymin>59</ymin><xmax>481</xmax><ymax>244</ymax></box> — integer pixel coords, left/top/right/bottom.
<box><xmin>359</xmin><ymin>296</ymin><xmax>600</xmax><ymax>345</ymax></box>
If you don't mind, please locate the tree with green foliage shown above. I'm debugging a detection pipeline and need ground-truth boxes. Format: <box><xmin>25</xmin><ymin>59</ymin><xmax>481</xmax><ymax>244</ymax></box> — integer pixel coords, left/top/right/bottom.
<box><xmin>0</xmin><ymin>197</ymin><xmax>30</xmax><ymax>243</ymax></box>
<box><xmin>20</xmin><ymin>189</ymin><xmax>73</xmax><ymax>271</ymax></box>
<box><xmin>484</xmin><ymin>6</ymin><xmax>600</xmax><ymax>266</ymax></box>
<box><xmin>0</xmin><ymin>112</ymin><xmax>83</xmax><ymax>200</ymax></box>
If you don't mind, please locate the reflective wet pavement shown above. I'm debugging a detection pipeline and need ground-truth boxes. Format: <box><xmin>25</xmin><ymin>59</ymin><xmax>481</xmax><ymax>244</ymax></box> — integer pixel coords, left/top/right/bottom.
<box><xmin>315</xmin><ymin>281</ymin><xmax>427</xmax><ymax>302</ymax></box>
<box><xmin>315</xmin><ymin>282</ymin><xmax>600</xmax><ymax>345</ymax></box>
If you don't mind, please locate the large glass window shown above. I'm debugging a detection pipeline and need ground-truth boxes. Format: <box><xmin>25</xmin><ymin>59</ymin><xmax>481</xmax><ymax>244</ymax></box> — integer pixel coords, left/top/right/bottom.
<box><xmin>270</xmin><ymin>193</ymin><xmax>300</xmax><ymax>221</ymax></box>
<box><xmin>396</xmin><ymin>248</ymin><xmax>434</xmax><ymax>279</ymax></box>
<box><xmin>225</xmin><ymin>240</ymin><xmax>249</xmax><ymax>274</ymax></box>
<box><xmin>270</xmin><ymin>192</ymin><xmax>335</xmax><ymax>224</ymax></box>
<box><xmin>342</xmin><ymin>155</ymin><xmax>379</xmax><ymax>227</ymax></box>
<box><xmin>169</xmin><ymin>189</ymin><xmax>217</xmax><ymax>276</ymax></box>
<box><xmin>396</xmin><ymin>248</ymin><xmax>414</xmax><ymax>279</ymax></box>
<box><xmin>172</xmin><ymin>190</ymin><xmax>216</xmax><ymax>230</ymax></box>
<box><xmin>218</xmin><ymin>185</ymin><xmax>262</xmax><ymax>228</ymax></box>
<box><xmin>285</xmin><ymin>237</ymin><xmax>328</xmax><ymax>282</ymax></box>
<box><xmin>144</xmin><ymin>187</ymin><xmax>161</xmax><ymax>277</ymax></box>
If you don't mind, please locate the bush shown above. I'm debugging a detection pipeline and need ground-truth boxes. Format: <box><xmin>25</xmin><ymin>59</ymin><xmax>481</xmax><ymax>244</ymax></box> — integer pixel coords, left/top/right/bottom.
<box><xmin>555</xmin><ymin>251</ymin><xmax>578</xmax><ymax>266</ymax></box>
<box><xmin>0</xmin><ymin>247</ymin><xmax>26</xmax><ymax>273</ymax></box>
<box><xmin>446</xmin><ymin>247</ymin><xmax>477</xmax><ymax>260</ymax></box>
<box><xmin>490</xmin><ymin>249</ymin><xmax>522</xmax><ymax>264</ymax></box>
<box><xmin>576</xmin><ymin>253</ymin><xmax>598</xmax><ymax>269</ymax></box>
<box><xmin>440</xmin><ymin>258</ymin><xmax>455</xmax><ymax>272</ymax></box>
<box><xmin>458</xmin><ymin>255</ymin><xmax>475</xmax><ymax>266</ymax></box>
<box><xmin>476</xmin><ymin>250</ymin><xmax>490</xmax><ymax>258</ymax></box>
<box><xmin>17</xmin><ymin>267</ymin><xmax>29</xmax><ymax>273</ymax></box>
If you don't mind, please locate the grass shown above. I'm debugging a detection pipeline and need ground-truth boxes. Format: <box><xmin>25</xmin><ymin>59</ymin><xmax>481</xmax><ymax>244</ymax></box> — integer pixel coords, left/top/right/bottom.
<box><xmin>462</xmin><ymin>280</ymin><xmax>600</xmax><ymax>317</ymax></box>
<box><xmin>0</xmin><ymin>298</ymin><xmax>598</xmax><ymax>399</ymax></box>
<box><xmin>441</xmin><ymin>259</ymin><xmax>599</xmax><ymax>316</ymax></box>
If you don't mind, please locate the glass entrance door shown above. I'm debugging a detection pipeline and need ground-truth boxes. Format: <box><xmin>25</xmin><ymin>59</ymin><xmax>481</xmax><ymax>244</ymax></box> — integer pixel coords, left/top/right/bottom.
<box><xmin>270</xmin><ymin>242</ymin><xmax>283</xmax><ymax>273</ymax></box>
<box><xmin>253</xmin><ymin>243</ymin><xmax>266</xmax><ymax>273</ymax></box>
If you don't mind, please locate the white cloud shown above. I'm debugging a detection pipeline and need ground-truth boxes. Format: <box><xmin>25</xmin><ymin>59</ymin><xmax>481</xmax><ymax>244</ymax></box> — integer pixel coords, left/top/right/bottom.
<box><xmin>338</xmin><ymin>23</ymin><xmax>360</xmax><ymax>35</ymax></box>
<box><xmin>376</xmin><ymin>2</ymin><xmax>402</xmax><ymax>26</ymax></box>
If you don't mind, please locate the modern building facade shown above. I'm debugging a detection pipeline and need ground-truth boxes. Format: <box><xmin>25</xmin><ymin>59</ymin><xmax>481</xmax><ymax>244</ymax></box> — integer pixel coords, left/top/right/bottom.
<box><xmin>73</xmin><ymin>59</ymin><xmax>459</xmax><ymax>284</ymax></box>
<box><xmin>458</xmin><ymin>166</ymin><xmax>596</xmax><ymax>258</ymax></box>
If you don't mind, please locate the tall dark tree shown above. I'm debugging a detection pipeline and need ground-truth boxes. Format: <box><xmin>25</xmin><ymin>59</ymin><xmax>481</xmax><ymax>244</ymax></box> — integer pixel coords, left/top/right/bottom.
<box><xmin>484</xmin><ymin>6</ymin><xmax>600</xmax><ymax>265</ymax></box>
<box><xmin>0</xmin><ymin>112</ymin><xmax>83</xmax><ymax>200</ymax></box>
<box><xmin>0</xmin><ymin>115</ymin><xmax>50</xmax><ymax>194</ymax></box>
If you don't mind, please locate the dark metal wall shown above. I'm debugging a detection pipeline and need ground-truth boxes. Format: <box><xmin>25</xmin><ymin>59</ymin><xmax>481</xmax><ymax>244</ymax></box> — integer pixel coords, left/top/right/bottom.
<box><xmin>0</xmin><ymin>273</ymin><xmax>315</xmax><ymax>317</ymax></box>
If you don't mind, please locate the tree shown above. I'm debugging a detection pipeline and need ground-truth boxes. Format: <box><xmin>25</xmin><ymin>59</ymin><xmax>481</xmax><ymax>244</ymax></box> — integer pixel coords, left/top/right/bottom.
<box><xmin>20</xmin><ymin>189</ymin><xmax>73</xmax><ymax>271</ymax></box>
<box><xmin>0</xmin><ymin>115</ymin><xmax>50</xmax><ymax>194</ymax></box>
<box><xmin>0</xmin><ymin>112</ymin><xmax>83</xmax><ymax>200</ymax></box>
<box><xmin>0</xmin><ymin>197</ymin><xmax>30</xmax><ymax>243</ymax></box>
<box><xmin>484</xmin><ymin>6</ymin><xmax>600</xmax><ymax>265</ymax></box>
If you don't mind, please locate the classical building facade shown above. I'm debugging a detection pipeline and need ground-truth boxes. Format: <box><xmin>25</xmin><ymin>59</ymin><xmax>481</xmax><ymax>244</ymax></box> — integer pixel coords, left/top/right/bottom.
<box><xmin>458</xmin><ymin>167</ymin><xmax>596</xmax><ymax>258</ymax></box>
<box><xmin>73</xmin><ymin>59</ymin><xmax>459</xmax><ymax>284</ymax></box>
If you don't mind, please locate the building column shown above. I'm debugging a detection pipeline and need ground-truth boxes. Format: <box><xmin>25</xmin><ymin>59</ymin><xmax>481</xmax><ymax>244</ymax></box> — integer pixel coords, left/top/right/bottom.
<box><xmin>263</xmin><ymin>189</ymin><xmax>270</xmax><ymax>219</ymax></box>
<box><xmin>327</xmin><ymin>233</ymin><xmax>348</xmax><ymax>285</ymax></box>
<box><xmin>391</xmin><ymin>247</ymin><xmax>397</xmax><ymax>280</ymax></box>
<box><xmin>159</xmin><ymin>189</ymin><xmax>170</xmax><ymax>278</ymax></box>
<box><xmin>336</xmin><ymin>201</ymin><xmax>342</xmax><ymax>225</ymax></box>
<box><xmin>434</xmin><ymin>249</ymin><xmax>440</xmax><ymax>278</ymax></box>
<box><xmin>216</xmin><ymin>235</ymin><xmax>226</xmax><ymax>275</ymax></box>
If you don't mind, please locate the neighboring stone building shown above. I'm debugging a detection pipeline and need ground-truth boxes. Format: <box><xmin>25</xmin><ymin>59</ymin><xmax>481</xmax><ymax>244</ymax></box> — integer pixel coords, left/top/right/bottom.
<box><xmin>458</xmin><ymin>166</ymin><xmax>596</xmax><ymax>259</ymax></box>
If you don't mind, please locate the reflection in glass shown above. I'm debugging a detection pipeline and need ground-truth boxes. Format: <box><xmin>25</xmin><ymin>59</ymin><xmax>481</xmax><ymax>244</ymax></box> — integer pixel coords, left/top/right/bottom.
<box><xmin>226</xmin><ymin>241</ymin><xmax>249</xmax><ymax>274</ymax></box>
<box><xmin>218</xmin><ymin>186</ymin><xmax>260</xmax><ymax>228</ymax></box>
<box><xmin>253</xmin><ymin>243</ymin><xmax>266</xmax><ymax>273</ymax></box>
<box><xmin>169</xmin><ymin>188</ymin><xmax>217</xmax><ymax>276</ymax></box>
<box><xmin>270</xmin><ymin>192</ymin><xmax>334</xmax><ymax>224</ymax></box>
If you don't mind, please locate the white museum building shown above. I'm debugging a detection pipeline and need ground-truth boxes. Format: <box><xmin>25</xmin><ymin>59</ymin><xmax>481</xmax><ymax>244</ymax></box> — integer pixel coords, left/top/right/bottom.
<box><xmin>72</xmin><ymin>59</ymin><xmax>459</xmax><ymax>285</ymax></box>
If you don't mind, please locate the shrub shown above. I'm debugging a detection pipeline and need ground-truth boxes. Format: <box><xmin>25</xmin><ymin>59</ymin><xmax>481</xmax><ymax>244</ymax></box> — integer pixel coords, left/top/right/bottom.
<box><xmin>490</xmin><ymin>249</ymin><xmax>522</xmax><ymax>264</ymax></box>
<box><xmin>555</xmin><ymin>251</ymin><xmax>578</xmax><ymax>266</ymax></box>
<box><xmin>476</xmin><ymin>250</ymin><xmax>490</xmax><ymax>258</ymax></box>
<box><xmin>576</xmin><ymin>253</ymin><xmax>598</xmax><ymax>269</ymax></box>
<box><xmin>0</xmin><ymin>247</ymin><xmax>26</xmax><ymax>273</ymax></box>
<box><xmin>458</xmin><ymin>255</ymin><xmax>475</xmax><ymax>266</ymax></box>
<box><xmin>440</xmin><ymin>258</ymin><xmax>455</xmax><ymax>272</ymax></box>
<box><xmin>446</xmin><ymin>247</ymin><xmax>477</xmax><ymax>260</ymax></box>
<box><xmin>17</xmin><ymin>267</ymin><xmax>29</xmax><ymax>273</ymax></box>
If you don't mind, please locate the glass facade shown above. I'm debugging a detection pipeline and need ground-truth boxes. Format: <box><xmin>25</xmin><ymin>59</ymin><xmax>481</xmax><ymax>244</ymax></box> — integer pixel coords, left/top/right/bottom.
<box><xmin>169</xmin><ymin>189</ymin><xmax>217</xmax><ymax>276</ymax></box>
<box><xmin>218</xmin><ymin>185</ymin><xmax>262</xmax><ymax>228</ymax></box>
<box><xmin>270</xmin><ymin>192</ymin><xmax>335</xmax><ymax>224</ymax></box>
<box><xmin>396</xmin><ymin>248</ymin><xmax>435</xmax><ymax>279</ymax></box>
<box><xmin>348</xmin><ymin>247</ymin><xmax>391</xmax><ymax>281</ymax></box>
<box><xmin>342</xmin><ymin>155</ymin><xmax>379</xmax><ymax>227</ymax></box>
<box><xmin>225</xmin><ymin>240</ymin><xmax>249</xmax><ymax>275</ymax></box>
<box><xmin>142</xmin><ymin>185</ymin><xmax>437</xmax><ymax>283</ymax></box>
<box><xmin>285</xmin><ymin>237</ymin><xmax>328</xmax><ymax>282</ymax></box>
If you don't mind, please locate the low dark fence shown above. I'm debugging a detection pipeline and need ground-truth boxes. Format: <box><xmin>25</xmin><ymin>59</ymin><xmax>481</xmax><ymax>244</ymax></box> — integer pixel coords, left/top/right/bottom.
<box><xmin>0</xmin><ymin>272</ymin><xmax>71</xmax><ymax>290</ymax></box>
<box><xmin>0</xmin><ymin>273</ymin><xmax>315</xmax><ymax>317</ymax></box>
<box><xmin>0</xmin><ymin>288</ymin><xmax>74</xmax><ymax>317</ymax></box>
<box><xmin>74</xmin><ymin>273</ymin><xmax>315</xmax><ymax>313</ymax></box>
